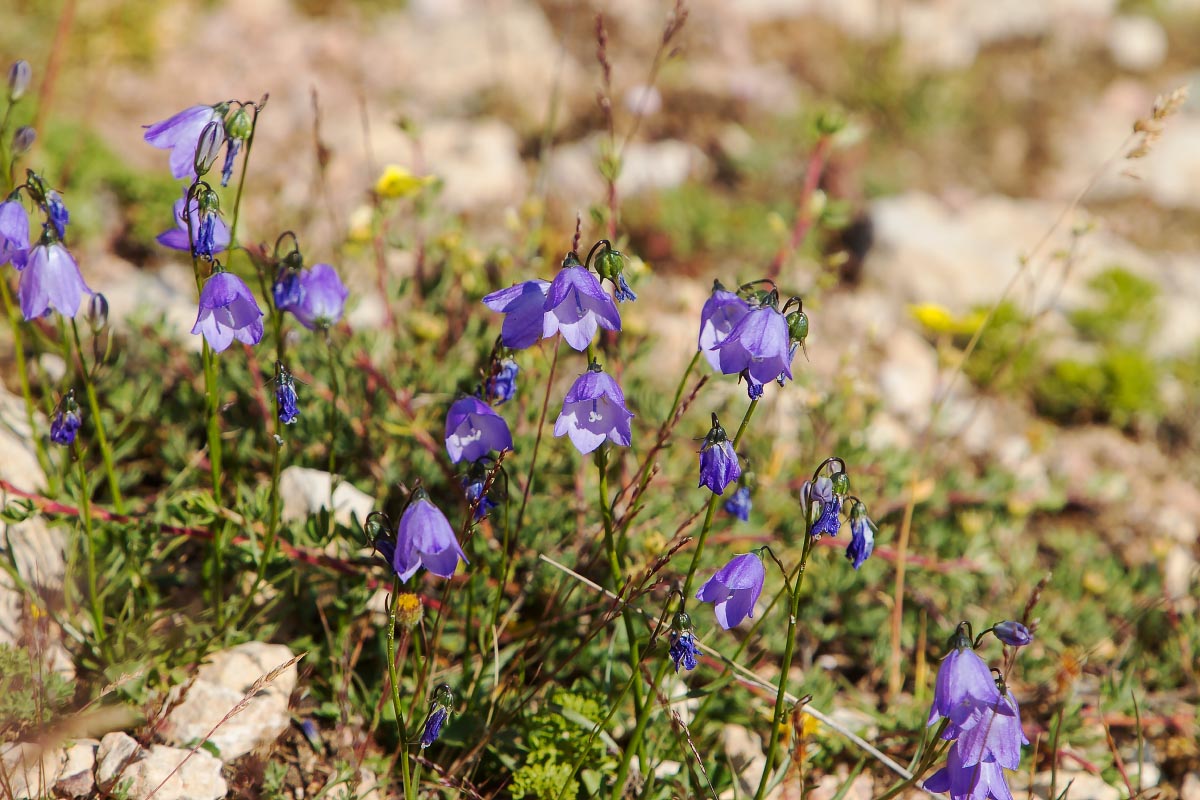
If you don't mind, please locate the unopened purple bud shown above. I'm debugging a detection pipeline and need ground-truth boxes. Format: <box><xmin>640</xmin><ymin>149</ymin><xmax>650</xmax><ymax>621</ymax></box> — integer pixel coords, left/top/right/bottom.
<box><xmin>193</xmin><ymin>121</ymin><xmax>224</xmax><ymax>177</ymax></box>
<box><xmin>7</xmin><ymin>60</ymin><xmax>31</xmax><ymax>101</ymax></box>
<box><xmin>11</xmin><ymin>126</ymin><xmax>35</xmax><ymax>156</ymax></box>
<box><xmin>993</xmin><ymin>621</ymin><xmax>1032</xmax><ymax>647</ymax></box>
<box><xmin>87</xmin><ymin>293</ymin><xmax>109</xmax><ymax>332</ymax></box>
<box><xmin>420</xmin><ymin>707</ymin><xmax>447</xmax><ymax>748</ymax></box>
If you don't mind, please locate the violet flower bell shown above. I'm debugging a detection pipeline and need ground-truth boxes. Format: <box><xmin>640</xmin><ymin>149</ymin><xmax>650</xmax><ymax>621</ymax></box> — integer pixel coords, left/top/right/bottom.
<box><xmin>696</xmin><ymin>552</ymin><xmax>765</xmax><ymax>630</ymax></box>
<box><xmin>144</xmin><ymin>104</ymin><xmax>225</xmax><ymax>180</ymax></box>
<box><xmin>191</xmin><ymin>270</ymin><xmax>265</xmax><ymax>352</ymax></box>
<box><xmin>420</xmin><ymin>684</ymin><xmax>455</xmax><ymax>749</ymax></box>
<box><xmin>845</xmin><ymin>500</ymin><xmax>876</xmax><ymax>570</ymax></box>
<box><xmin>927</xmin><ymin>626</ymin><xmax>1003</xmax><ymax>739</ymax></box>
<box><xmin>953</xmin><ymin>690</ymin><xmax>1028</xmax><ymax>771</ymax></box>
<box><xmin>924</xmin><ymin>744</ymin><xmax>1015</xmax><ymax>800</ymax></box>
<box><xmin>43</xmin><ymin>190</ymin><xmax>69</xmax><ymax>239</ymax></box>
<box><xmin>18</xmin><ymin>241</ymin><xmax>91</xmax><ymax>320</ymax></box>
<box><xmin>50</xmin><ymin>392</ymin><xmax>82</xmax><ymax>446</ymax></box>
<box><xmin>698</xmin><ymin>282</ymin><xmax>750</xmax><ymax>372</ymax></box>
<box><xmin>275</xmin><ymin>364</ymin><xmax>299</xmax><ymax>425</ymax></box>
<box><xmin>277</xmin><ymin>263</ymin><xmax>349</xmax><ymax>331</ymax></box>
<box><xmin>0</xmin><ymin>200</ymin><xmax>30</xmax><ymax>269</ymax></box>
<box><xmin>485</xmin><ymin>358</ymin><xmax>519</xmax><ymax>405</ymax></box>
<box><xmin>698</xmin><ymin>414</ymin><xmax>740</xmax><ymax>495</ymax></box>
<box><xmin>803</xmin><ymin>475</ymin><xmax>844</xmax><ymax>539</ymax></box>
<box><xmin>723</xmin><ymin>485</ymin><xmax>752</xmax><ymax>522</ymax></box>
<box><xmin>482</xmin><ymin>279</ymin><xmax>550</xmax><ymax>350</ymax></box>
<box><xmin>553</xmin><ymin>363</ymin><xmax>634</xmax><ymax>454</ymax></box>
<box><xmin>393</xmin><ymin>495</ymin><xmax>469</xmax><ymax>582</ymax></box>
<box><xmin>713</xmin><ymin>303</ymin><xmax>793</xmax><ymax>398</ymax></box>
<box><xmin>542</xmin><ymin>255</ymin><xmax>621</xmax><ymax>351</ymax></box>
<box><xmin>668</xmin><ymin>631</ymin><xmax>699</xmax><ymax>673</ymax></box>
<box><xmin>444</xmin><ymin>396</ymin><xmax>513</xmax><ymax>464</ymax></box>
<box><xmin>157</xmin><ymin>190</ymin><xmax>231</xmax><ymax>257</ymax></box>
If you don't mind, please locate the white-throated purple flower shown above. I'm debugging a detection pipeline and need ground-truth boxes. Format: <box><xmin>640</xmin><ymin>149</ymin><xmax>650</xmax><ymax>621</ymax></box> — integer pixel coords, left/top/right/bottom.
<box><xmin>485</xmin><ymin>358</ymin><xmax>519</xmax><ymax>405</ymax></box>
<box><xmin>845</xmin><ymin>500</ymin><xmax>876</xmax><ymax>569</ymax></box>
<box><xmin>50</xmin><ymin>391</ymin><xmax>82</xmax><ymax>446</ymax></box>
<box><xmin>43</xmin><ymin>190</ymin><xmax>69</xmax><ymax>239</ymax></box>
<box><xmin>393</xmin><ymin>495</ymin><xmax>469</xmax><ymax>582</ymax></box>
<box><xmin>482</xmin><ymin>280</ymin><xmax>550</xmax><ymax>350</ymax></box>
<box><xmin>924</xmin><ymin>744</ymin><xmax>1014</xmax><ymax>800</ymax></box>
<box><xmin>0</xmin><ymin>200</ymin><xmax>30</xmax><ymax>269</ymax></box>
<box><xmin>18</xmin><ymin>241</ymin><xmax>91</xmax><ymax>320</ymax></box>
<box><xmin>992</xmin><ymin>621</ymin><xmax>1032</xmax><ymax>647</ymax></box>
<box><xmin>191</xmin><ymin>270</ymin><xmax>264</xmax><ymax>352</ymax></box>
<box><xmin>723</xmin><ymin>485</ymin><xmax>752</xmax><ymax>522</ymax></box>
<box><xmin>276</xmin><ymin>263</ymin><xmax>349</xmax><ymax>331</ymax></box>
<box><xmin>143</xmin><ymin>104</ymin><xmax>224</xmax><ymax>180</ymax></box>
<box><xmin>698</xmin><ymin>414</ymin><xmax>740</xmax><ymax>495</ymax></box>
<box><xmin>157</xmin><ymin>189</ymin><xmax>230</xmax><ymax>257</ymax></box>
<box><xmin>554</xmin><ymin>363</ymin><xmax>633</xmax><ymax>454</ymax></box>
<box><xmin>542</xmin><ymin>256</ymin><xmax>621</xmax><ymax>351</ymax></box>
<box><xmin>696</xmin><ymin>552</ymin><xmax>765</xmax><ymax>630</ymax></box>
<box><xmin>713</xmin><ymin>304</ymin><xmax>793</xmax><ymax>397</ymax></box>
<box><xmin>698</xmin><ymin>282</ymin><xmax>750</xmax><ymax>372</ymax></box>
<box><xmin>668</xmin><ymin>611</ymin><xmax>700</xmax><ymax>672</ymax></box>
<box><xmin>927</xmin><ymin>628</ymin><xmax>1002</xmax><ymax>739</ymax></box>
<box><xmin>275</xmin><ymin>364</ymin><xmax>299</xmax><ymax>425</ymax></box>
<box><xmin>445</xmin><ymin>396</ymin><xmax>512</xmax><ymax>464</ymax></box>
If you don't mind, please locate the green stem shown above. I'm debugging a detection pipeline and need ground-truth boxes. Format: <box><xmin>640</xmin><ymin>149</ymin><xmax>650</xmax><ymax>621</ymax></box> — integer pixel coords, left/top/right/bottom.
<box><xmin>616</xmin><ymin>396</ymin><xmax>759</xmax><ymax>799</ymax></box>
<box><xmin>0</xmin><ymin>278</ymin><xmax>55</xmax><ymax>493</ymax></box>
<box><xmin>325</xmin><ymin>332</ymin><xmax>340</xmax><ymax>536</ymax></box>
<box><xmin>386</xmin><ymin>579</ymin><xmax>417</xmax><ymax>800</ymax></box>
<box><xmin>73</xmin><ymin>442</ymin><xmax>105</xmax><ymax>650</ymax></box>
<box><xmin>227</xmin><ymin>102</ymin><xmax>261</xmax><ymax>248</ymax></box>
<box><xmin>69</xmin><ymin>320</ymin><xmax>124</xmax><ymax>512</ymax></box>
<box><xmin>753</xmin><ymin>533</ymin><xmax>816</xmax><ymax>800</ymax></box>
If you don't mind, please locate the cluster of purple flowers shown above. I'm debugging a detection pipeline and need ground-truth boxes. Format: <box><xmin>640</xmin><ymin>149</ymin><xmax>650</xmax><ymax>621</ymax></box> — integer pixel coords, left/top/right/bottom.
<box><xmin>925</xmin><ymin>623</ymin><xmax>1032</xmax><ymax>800</ymax></box>
<box><xmin>482</xmin><ymin>241</ymin><xmax>637</xmax><ymax>457</ymax></box>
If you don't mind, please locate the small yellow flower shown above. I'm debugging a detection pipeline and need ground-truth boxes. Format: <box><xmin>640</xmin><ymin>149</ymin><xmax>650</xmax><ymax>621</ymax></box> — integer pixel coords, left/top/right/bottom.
<box><xmin>375</xmin><ymin>165</ymin><xmax>432</xmax><ymax>199</ymax></box>
<box><xmin>396</xmin><ymin>593</ymin><xmax>423</xmax><ymax>630</ymax></box>
<box><xmin>909</xmin><ymin>303</ymin><xmax>957</xmax><ymax>335</ymax></box>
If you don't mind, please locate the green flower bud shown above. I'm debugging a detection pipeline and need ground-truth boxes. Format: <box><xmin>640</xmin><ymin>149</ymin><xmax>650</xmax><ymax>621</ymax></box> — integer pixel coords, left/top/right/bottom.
<box><xmin>225</xmin><ymin>107</ymin><xmax>253</xmax><ymax>142</ymax></box>
<box><xmin>787</xmin><ymin>310</ymin><xmax>809</xmax><ymax>345</ymax></box>
<box><xmin>831</xmin><ymin>472</ymin><xmax>849</xmax><ymax>496</ymax></box>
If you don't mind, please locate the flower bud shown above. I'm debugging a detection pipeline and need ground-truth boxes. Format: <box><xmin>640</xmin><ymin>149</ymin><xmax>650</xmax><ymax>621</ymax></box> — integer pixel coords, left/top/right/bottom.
<box><xmin>10</xmin><ymin>126</ymin><xmax>35</xmax><ymax>156</ymax></box>
<box><xmin>225</xmin><ymin>106</ymin><xmax>252</xmax><ymax>142</ymax></box>
<box><xmin>787</xmin><ymin>310</ymin><xmax>809</xmax><ymax>345</ymax></box>
<box><xmin>7</xmin><ymin>60</ymin><xmax>31</xmax><ymax>101</ymax></box>
<box><xmin>193</xmin><ymin>120</ymin><xmax>224</xmax><ymax>177</ymax></box>
<box><xmin>197</xmin><ymin>186</ymin><xmax>221</xmax><ymax>218</ymax></box>
<box><xmin>993</xmin><ymin>620</ymin><xmax>1032</xmax><ymax>647</ymax></box>
<box><xmin>593</xmin><ymin>244</ymin><xmax>625</xmax><ymax>283</ymax></box>
<box><xmin>87</xmin><ymin>293</ymin><xmax>109</xmax><ymax>332</ymax></box>
<box><xmin>831</xmin><ymin>471</ymin><xmax>849</xmax><ymax>496</ymax></box>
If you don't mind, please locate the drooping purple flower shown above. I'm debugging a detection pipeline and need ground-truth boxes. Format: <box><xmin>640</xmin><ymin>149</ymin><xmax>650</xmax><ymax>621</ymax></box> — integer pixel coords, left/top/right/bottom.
<box><xmin>0</xmin><ymin>200</ymin><xmax>30</xmax><ymax>269</ymax></box>
<box><xmin>276</xmin><ymin>373</ymin><xmax>299</xmax><ymax>425</ymax></box>
<box><xmin>420</xmin><ymin>706</ymin><xmax>448</xmax><ymax>749</ymax></box>
<box><xmin>485</xmin><ymin>358</ymin><xmax>519</xmax><ymax>405</ymax></box>
<box><xmin>698</xmin><ymin>285</ymin><xmax>750</xmax><ymax>372</ymax></box>
<box><xmin>992</xmin><ymin>621</ymin><xmax>1032</xmax><ymax>648</ymax></box>
<box><xmin>143</xmin><ymin>104</ymin><xmax>225</xmax><ymax>180</ymax></box>
<box><xmin>542</xmin><ymin>263</ymin><xmax>621</xmax><ymax>351</ymax></box>
<box><xmin>463</xmin><ymin>475</ymin><xmax>498</xmax><ymax>521</ymax></box>
<box><xmin>723</xmin><ymin>486</ymin><xmax>752</xmax><ymax>522</ymax></box>
<box><xmin>696</xmin><ymin>553</ymin><xmax>765</xmax><ymax>630</ymax></box>
<box><xmin>50</xmin><ymin>405</ymin><xmax>81</xmax><ymax>446</ymax></box>
<box><xmin>613</xmin><ymin>273</ymin><xmax>637</xmax><ymax>302</ymax></box>
<box><xmin>845</xmin><ymin>501</ymin><xmax>876</xmax><ymax>569</ymax></box>
<box><xmin>157</xmin><ymin>191</ymin><xmax>231</xmax><ymax>256</ymax></box>
<box><xmin>553</xmin><ymin>365</ymin><xmax>633</xmax><ymax>454</ymax></box>
<box><xmin>221</xmin><ymin>137</ymin><xmax>241</xmax><ymax>187</ymax></box>
<box><xmin>668</xmin><ymin>630</ymin><xmax>700</xmax><ymax>672</ymax></box>
<box><xmin>43</xmin><ymin>190</ymin><xmax>69</xmax><ymax>239</ymax></box>
<box><xmin>445</xmin><ymin>396</ymin><xmax>513</xmax><ymax>463</ymax></box>
<box><xmin>698</xmin><ymin>416</ymin><xmax>740</xmax><ymax>495</ymax></box>
<box><xmin>713</xmin><ymin>305</ymin><xmax>793</xmax><ymax>395</ymax></box>
<box><xmin>924</xmin><ymin>745</ymin><xmax>1014</xmax><ymax>800</ymax></box>
<box><xmin>806</xmin><ymin>476</ymin><xmax>843</xmax><ymax>538</ymax></box>
<box><xmin>482</xmin><ymin>280</ymin><xmax>550</xmax><ymax>350</ymax></box>
<box><xmin>18</xmin><ymin>242</ymin><xmax>90</xmax><ymax>320</ymax></box>
<box><xmin>954</xmin><ymin>691</ymin><xmax>1028</xmax><ymax>771</ymax></box>
<box><xmin>393</xmin><ymin>496</ymin><xmax>469</xmax><ymax>582</ymax></box>
<box><xmin>272</xmin><ymin>268</ymin><xmax>304</xmax><ymax>310</ymax></box>
<box><xmin>276</xmin><ymin>263</ymin><xmax>349</xmax><ymax>331</ymax></box>
<box><xmin>191</xmin><ymin>271</ymin><xmax>265</xmax><ymax>352</ymax></box>
<box><xmin>927</xmin><ymin>640</ymin><xmax>1002</xmax><ymax>739</ymax></box>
